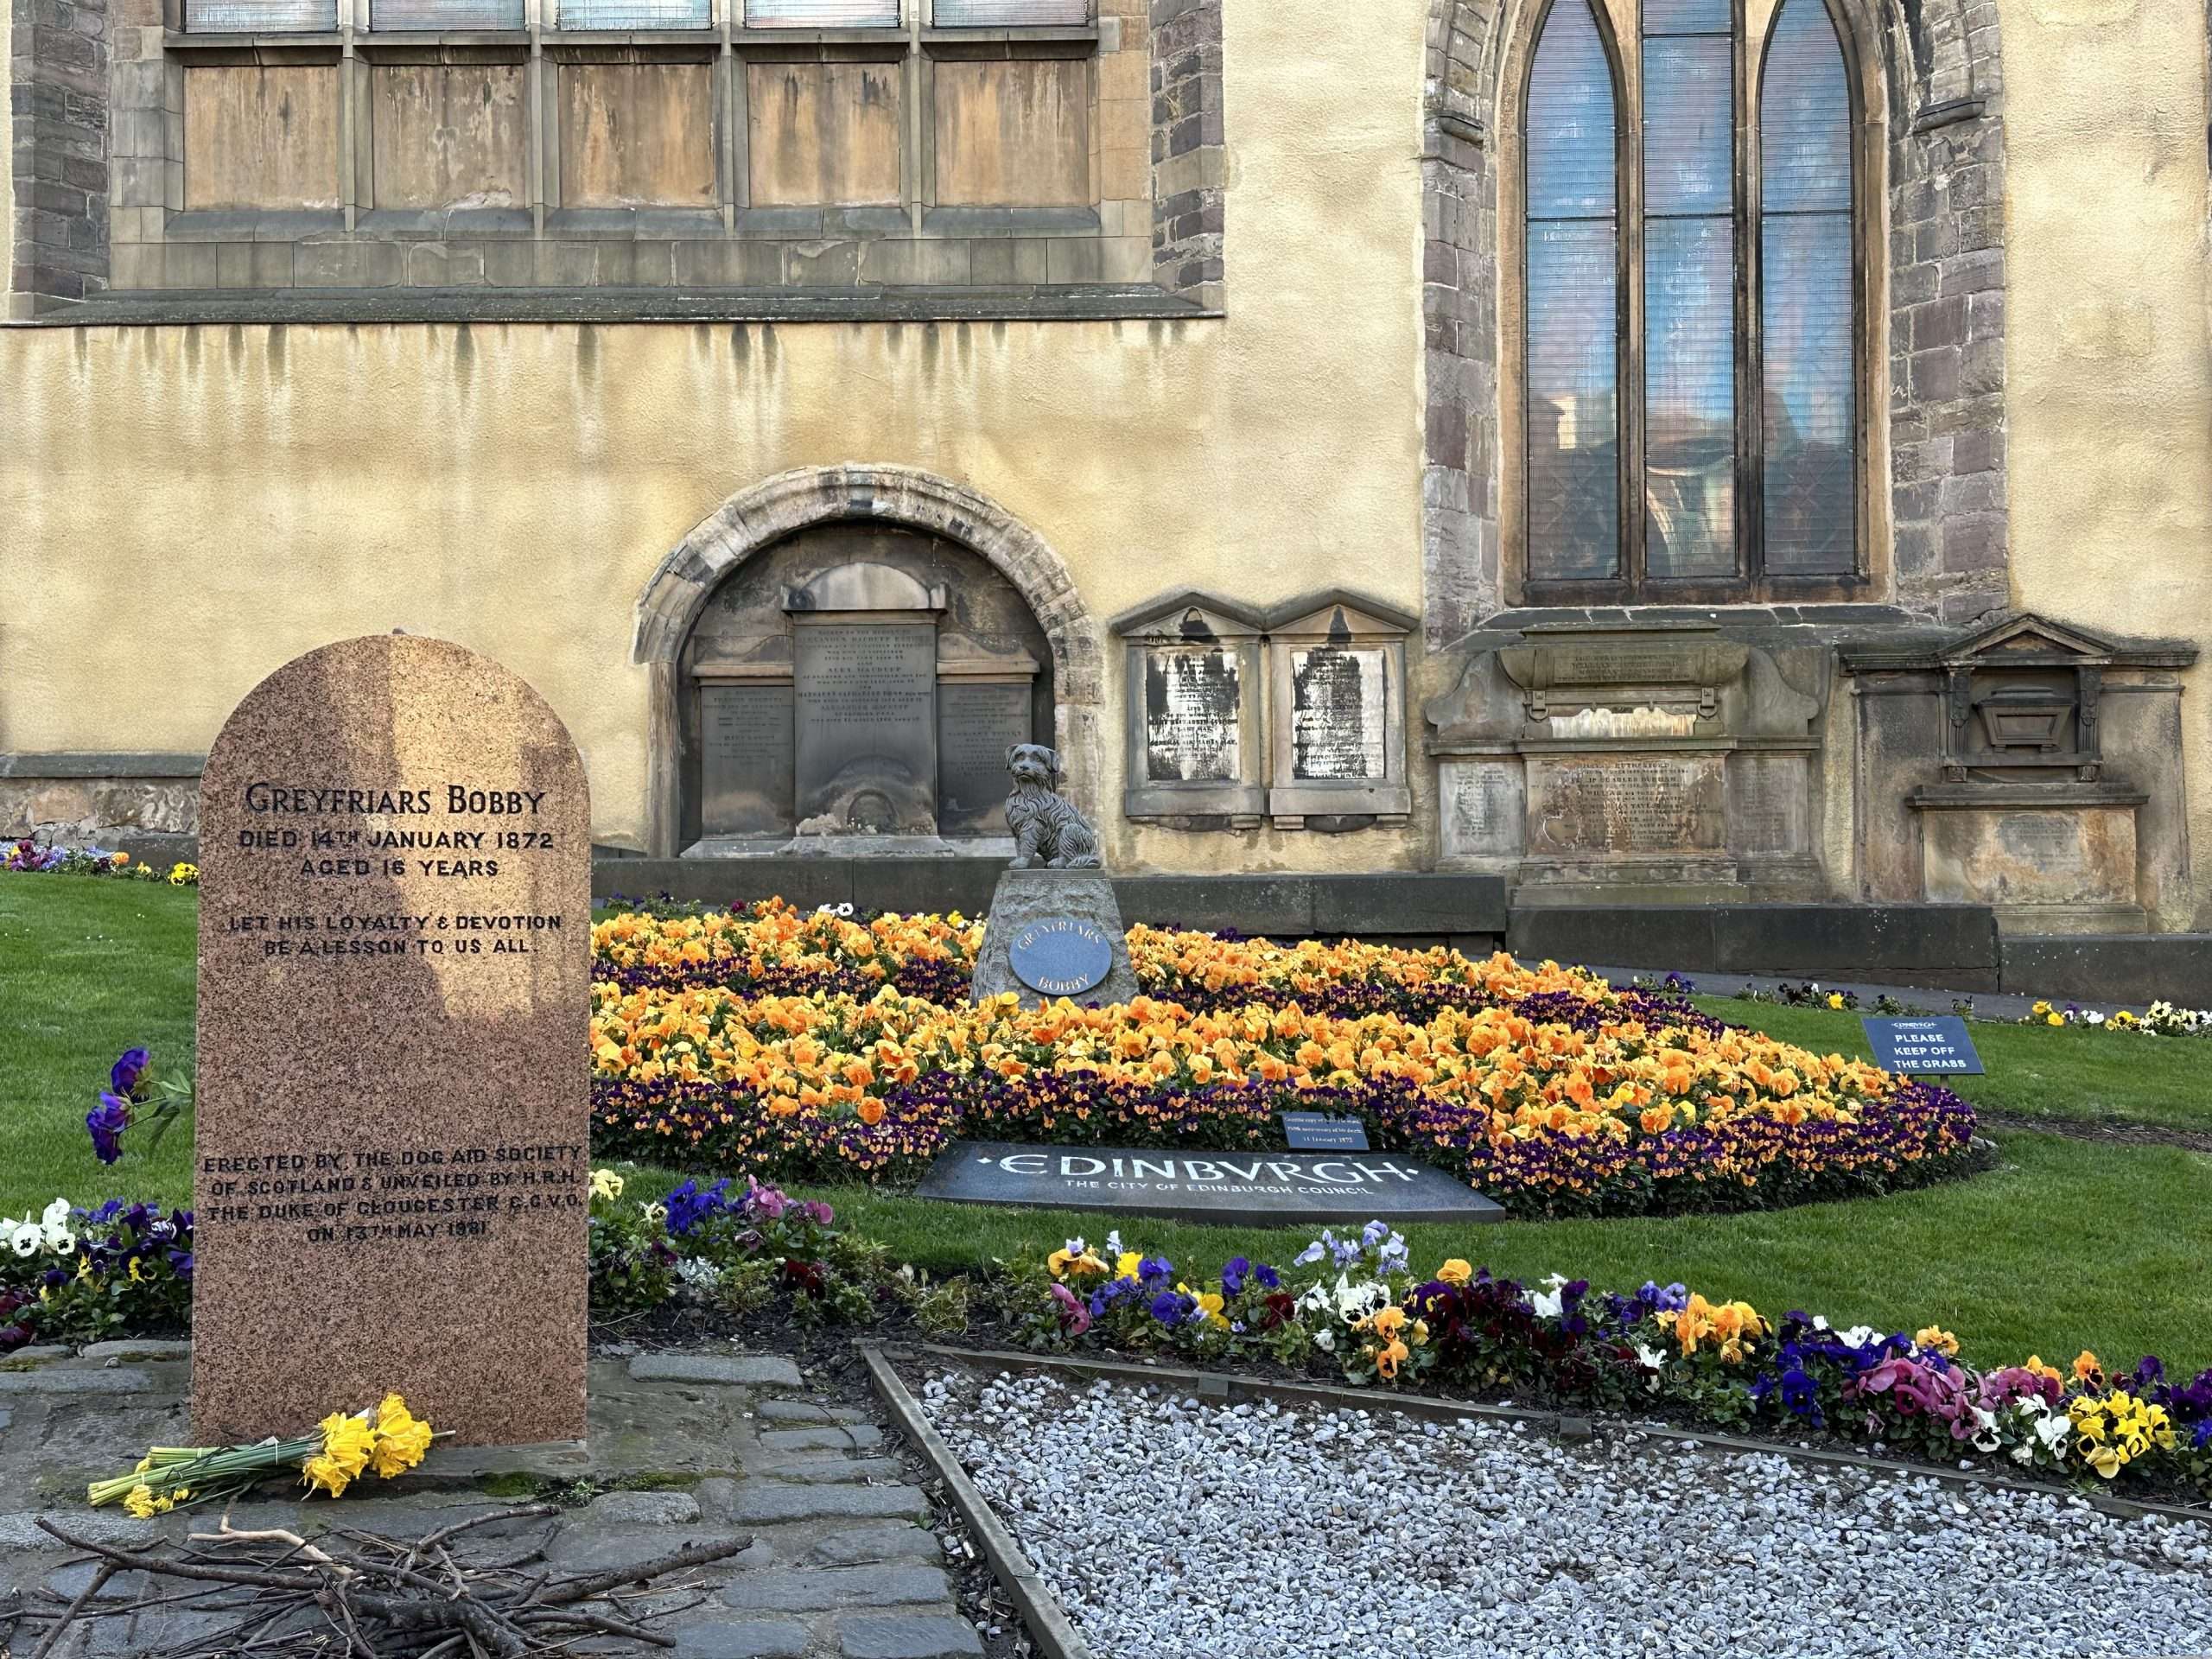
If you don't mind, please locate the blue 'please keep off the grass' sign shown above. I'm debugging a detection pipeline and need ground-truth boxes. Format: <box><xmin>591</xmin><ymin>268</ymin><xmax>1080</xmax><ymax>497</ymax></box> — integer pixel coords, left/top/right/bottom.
<box><xmin>1861</xmin><ymin>1016</ymin><xmax>1986</xmax><ymax>1076</ymax></box>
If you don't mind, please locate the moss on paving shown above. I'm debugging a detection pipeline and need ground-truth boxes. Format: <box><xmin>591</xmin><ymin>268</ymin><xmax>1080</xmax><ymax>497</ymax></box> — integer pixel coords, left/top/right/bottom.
<box><xmin>4</xmin><ymin>880</ymin><xmax>2207</xmax><ymax>1373</ymax></box>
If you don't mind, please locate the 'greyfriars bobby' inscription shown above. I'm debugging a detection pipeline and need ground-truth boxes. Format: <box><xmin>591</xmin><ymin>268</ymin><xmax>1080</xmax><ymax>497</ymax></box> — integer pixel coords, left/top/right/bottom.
<box><xmin>194</xmin><ymin>634</ymin><xmax>590</xmax><ymax>1447</ymax></box>
<box><xmin>1008</xmin><ymin>918</ymin><xmax>1115</xmax><ymax>999</ymax></box>
<box><xmin>916</xmin><ymin>1141</ymin><xmax>1505</xmax><ymax>1226</ymax></box>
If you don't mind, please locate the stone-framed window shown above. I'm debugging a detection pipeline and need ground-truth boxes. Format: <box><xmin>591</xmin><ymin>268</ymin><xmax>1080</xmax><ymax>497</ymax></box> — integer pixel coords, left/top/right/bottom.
<box><xmin>1110</xmin><ymin>591</ymin><xmax>1267</xmax><ymax>828</ymax></box>
<box><xmin>1510</xmin><ymin>0</ymin><xmax>1871</xmax><ymax>607</ymax></box>
<box><xmin>1421</xmin><ymin>0</ymin><xmax>2010</xmax><ymax>642</ymax></box>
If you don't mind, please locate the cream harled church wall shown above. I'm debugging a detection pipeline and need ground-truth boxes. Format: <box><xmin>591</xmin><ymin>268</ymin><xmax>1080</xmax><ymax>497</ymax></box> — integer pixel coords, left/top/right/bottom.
<box><xmin>1998</xmin><ymin>0</ymin><xmax>2212</xmax><ymax>925</ymax></box>
<box><xmin>0</xmin><ymin>0</ymin><xmax>1432</xmax><ymax>873</ymax></box>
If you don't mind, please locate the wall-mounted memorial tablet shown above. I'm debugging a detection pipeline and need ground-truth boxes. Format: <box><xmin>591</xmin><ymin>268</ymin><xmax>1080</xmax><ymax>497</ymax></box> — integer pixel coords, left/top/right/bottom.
<box><xmin>1109</xmin><ymin>591</ymin><xmax>1268</xmax><ymax>829</ymax></box>
<box><xmin>1264</xmin><ymin>592</ymin><xmax>1416</xmax><ymax>830</ymax></box>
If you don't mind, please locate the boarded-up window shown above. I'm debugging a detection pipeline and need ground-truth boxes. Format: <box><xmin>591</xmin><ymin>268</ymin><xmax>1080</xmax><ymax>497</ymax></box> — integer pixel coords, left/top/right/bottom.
<box><xmin>934</xmin><ymin>0</ymin><xmax>1090</xmax><ymax>22</ymax></box>
<box><xmin>1522</xmin><ymin>0</ymin><xmax>1618</xmax><ymax>583</ymax></box>
<box><xmin>744</xmin><ymin>0</ymin><xmax>900</xmax><ymax>23</ymax></box>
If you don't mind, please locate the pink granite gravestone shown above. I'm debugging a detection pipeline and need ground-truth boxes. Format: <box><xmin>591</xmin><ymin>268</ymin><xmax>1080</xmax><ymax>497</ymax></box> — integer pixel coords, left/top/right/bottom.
<box><xmin>192</xmin><ymin>635</ymin><xmax>591</xmax><ymax>1446</ymax></box>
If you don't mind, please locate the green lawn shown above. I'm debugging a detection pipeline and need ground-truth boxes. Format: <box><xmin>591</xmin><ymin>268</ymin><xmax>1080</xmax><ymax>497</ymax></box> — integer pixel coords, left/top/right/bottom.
<box><xmin>4</xmin><ymin>879</ymin><xmax>2207</xmax><ymax>1374</ymax></box>
<box><xmin>1688</xmin><ymin>995</ymin><xmax>2212</xmax><ymax>1133</ymax></box>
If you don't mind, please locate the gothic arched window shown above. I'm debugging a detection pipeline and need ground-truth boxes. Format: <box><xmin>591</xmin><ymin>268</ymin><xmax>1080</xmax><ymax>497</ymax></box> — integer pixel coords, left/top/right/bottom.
<box><xmin>1520</xmin><ymin>0</ymin><xmax>1861</xmax><ymax>600</ymax></box>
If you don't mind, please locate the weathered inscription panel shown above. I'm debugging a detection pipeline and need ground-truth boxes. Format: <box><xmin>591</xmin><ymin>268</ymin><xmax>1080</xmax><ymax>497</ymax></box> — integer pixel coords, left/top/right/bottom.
<box><xmin>194</xmin><ymin>634</ymin><xmax>590</xmax><ymax>1446</ymax></box>
<box><xmin>1529</xmin><ymin>754</ymin><xmax>1726</xmax><ymax>855</ymax></box>
<box><xmin>792</xmin><ymin>621</ymin><xmax>938</xmax><ymax>830</ymax></box>
<box><xmin>701</xmin><ymin>682</ymin><xmax>795</xmax><ymax>837</ymax></box>
<box><xmin>1440</xmin><ymin>758</ymin><xmax>1525</xmax><ymax>861</ymax></box>
<box><xmin>938</xmin><ymin>680</ymin><xmax>1032</xmax><ymax>836</ymax></box>
<box><xmin>1290</xmin><ymin>646</ymin><xmax>1388</xmax><ymax>782</ymax></box>
<box><xmin>1144</xmin><ymin>646</ymin><xmax>1241</xmax><ymax>783</ymax></box>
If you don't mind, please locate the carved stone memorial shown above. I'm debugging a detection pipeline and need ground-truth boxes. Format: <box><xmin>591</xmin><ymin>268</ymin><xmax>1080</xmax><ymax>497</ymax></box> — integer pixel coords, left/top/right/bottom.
<box><xmin>1426</xmin><ymin>620</ymin><xmax>1823</xmax><ymax>901</ymax></box>
<box><xmin>682</xmin><ymin>538</ymin><xmax>1046</xmax><ymax>856</ymax></box>
<box><xmin>194</xmin><ymin>634</ymin><xmax>590</xmax><ymax>1445</ymax></box>
<box><xmin>973</xmin><ymin>746</ymin><xmax>1137</xmax><ymax>1009</ymax></box>
<box><xmin>1267</xmin><ymin>595</ymin><xmax>1415</xmax><ymax>830</ymax></box>
<box><xmin>1111</xmin><ymin>593</ymin><xmax>1267</xmax><ymax>827</ymax></box>
<box><xmin>1843</xmin><ymin>613</ymin><xmax>2195</xmax><ymax>931</ymax></box>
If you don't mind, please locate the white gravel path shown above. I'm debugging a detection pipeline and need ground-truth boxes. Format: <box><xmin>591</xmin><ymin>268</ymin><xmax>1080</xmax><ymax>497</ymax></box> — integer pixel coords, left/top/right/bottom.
<box><xmin>921</xmin><ymin>1369</ymin><xmax>2212</xmax><ymax>1659</ymax></box>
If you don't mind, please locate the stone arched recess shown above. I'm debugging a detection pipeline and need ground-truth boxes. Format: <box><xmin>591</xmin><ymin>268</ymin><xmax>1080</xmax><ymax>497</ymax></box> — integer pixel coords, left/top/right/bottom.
<box><xmin>1420</xmin><ymin>0</ymin><xmax>2009</xmax><ymax>647</ymax></box>
<box><xmin>633</xmin><ymin>465</ymin><xmax>1106</xmax><ymax>859</ymax></box>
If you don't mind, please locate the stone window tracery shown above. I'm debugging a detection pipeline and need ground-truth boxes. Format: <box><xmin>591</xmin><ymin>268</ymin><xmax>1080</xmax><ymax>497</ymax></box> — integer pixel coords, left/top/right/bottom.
<box><xmin>1518</xmin><ymin>0</ymin><xmax>1864</xmax><ymax>603</ymax></box>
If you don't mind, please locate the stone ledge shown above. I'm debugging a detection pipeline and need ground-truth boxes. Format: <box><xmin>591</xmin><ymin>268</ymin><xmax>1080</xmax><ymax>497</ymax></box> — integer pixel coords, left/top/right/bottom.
<box><xmin>1506</xmin><ymin>905</ymin><xmax>2004</xmax><ymax>988</ymax></box>
<box><xmin>1999</xmin><ymin>935</ymin><xmax>2212</xmax><ymax>1008</ymax></box>
<box><xmin>12</xmin><ymin>285</ymin><xmax>1219</xmax><ymax>329</ymax></box>
<box><xmin>595</xmin><ymin>860</ymin><xmax>1512</xmax><ymax>941</ymax></box>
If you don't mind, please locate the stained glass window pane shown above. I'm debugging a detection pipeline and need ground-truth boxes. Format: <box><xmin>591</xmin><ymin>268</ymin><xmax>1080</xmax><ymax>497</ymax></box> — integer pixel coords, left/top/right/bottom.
<box><xmin>1642</xmin><ymin>3</ymin><xmax>1735</xmax><ymax>581</ymax></box>
<box><xmin>1761</xmin><ymin>0</ymin><xmax>1850</xmax><ymax>211</ymax></box>
<box><xmin>1643</xmin><ymin>0</ymin><xmax>1729</xmax><ymax>34</ymax></box>
<box><xmin>1644</xmin><ymin>216</ymin><xmax>1736</xmax><ymax>577</ymax></box>
<box><xmin>1761</xmin><ymin>0</ymin><xmax>1854</xmax><ymax>572</ymax></box>
<box><xmin>1642</xmin><ymin>36</ymin><xmax>1731</xmax><ymax>215</ymax></box>
<box><xmin>1529</xmin><ymin>221</ymin><xmax>1623</xmax><ymax>578</ymax></box>
<box><xmin>1525</xmin><ymin>0</ymin><xmax>1621</xmax><ymax>582</ymax></box>
<box><xmin>1527</xmin><ymin>1</ymin><xmax>1617</xmax><ymax>218</ymax></box>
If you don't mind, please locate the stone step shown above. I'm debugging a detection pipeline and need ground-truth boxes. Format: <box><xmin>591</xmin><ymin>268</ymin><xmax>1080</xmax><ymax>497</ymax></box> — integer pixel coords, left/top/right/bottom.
<box><xmin>721</xmin><ymin>1563</ymin><xmax>950</xmax><ymax>1614</ymax></box>
<box><xmin>631</xmin><ymin>1354</ymin><xmax>804</xmax><ymax>1389</ymax></box>
<box><xmin>758</xmin><ymin>1425</ymin><xmax>885</xmax><ymax>1454</ymax></box>
<box><xmin>671</xmin><ymin>1616</ymin><xmax>812</xmax><ymax>1658</ymax></box>
<box><xmin>809</xmin><ymin>1523</ymin><xmax>944</xmax><ymax>1567</ymax></box>
<box><xmin>753</xmin><ymin>1400</ymin><xmax>871</xmax><ymax>1426</ymax></box>
<box><xmin>724</xmin><ymin>1483</ymin><xmax>931</xmax><ymax>1526</ymax></box>
<box><xmin>836</xmin><ymin>1612</ymin><xmax>987</xmax><ymax>1658</ymax></box>
<box><xmin>754</xmin><ymin>1456</ymin><xmax>908</xmax><ymax>1486</ymax></box>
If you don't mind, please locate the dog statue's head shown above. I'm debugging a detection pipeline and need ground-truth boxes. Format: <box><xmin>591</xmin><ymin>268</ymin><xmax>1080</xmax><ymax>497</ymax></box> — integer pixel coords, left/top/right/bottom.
<box><xmin>1006</xmin><ymin>743</ymin><xmax>1062</xmax><ymax>789</ymax></box>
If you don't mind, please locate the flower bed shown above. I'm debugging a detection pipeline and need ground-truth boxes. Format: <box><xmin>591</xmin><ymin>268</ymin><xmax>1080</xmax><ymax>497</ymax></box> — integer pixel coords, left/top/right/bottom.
<box><xmin>3</xmin><ymin>841</ymin><xmax>197</xmax><ymax>885</ymax></box>
<box><xmin>589</xmin><ymin>905</ymin><xmax>1977</xmax><ymax>1218</ymax></box>
<box><xmin>1001</xmin><ymin>1226</ymin><xmax>2212</xmax><ymax>1502</ymax></box>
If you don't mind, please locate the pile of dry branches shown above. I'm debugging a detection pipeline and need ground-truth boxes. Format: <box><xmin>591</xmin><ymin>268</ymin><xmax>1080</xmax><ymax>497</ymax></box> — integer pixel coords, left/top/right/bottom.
<box><xmin>14</xmin><ymin>1505</ymin><xmax>753</xmax><ymax>1657</ymax></box>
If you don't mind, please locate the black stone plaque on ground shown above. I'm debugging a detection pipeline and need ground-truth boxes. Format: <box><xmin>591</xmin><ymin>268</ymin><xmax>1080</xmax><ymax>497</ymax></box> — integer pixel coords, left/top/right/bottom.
<box><xmin>1281</xmin><ymin>1112</ymin><xmax>1370</xmax><ymax>1151</ymax></box>
<box><xmin>913</xmin><ymin>1141</ymin><xmax>1505</xmax><ymax>1226</ymax></box>
<box><xmin>1862</xmin><ymin>1016</ymin><xmax>1986</xmax><ymax>1076</ymax></box>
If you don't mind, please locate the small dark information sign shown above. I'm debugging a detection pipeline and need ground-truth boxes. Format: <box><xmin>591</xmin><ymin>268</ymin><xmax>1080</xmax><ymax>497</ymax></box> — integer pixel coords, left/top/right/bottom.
<box><xmin>1281</xmin><ymin>1112</ymin><xmax>1370</xmax><ymax>1152</ymax></box>
<box><xmin>1862</xmin><ymin>1016</ymin><xmax>1986</xmax><ymax>1076</ymax></box>
<box><xmin>914</xmin><ymin>1141</ymin><xmax>1504</xmax><ymax>1227</ymax></box>
<box><xmin>1008</xmin><ymin>918</ymin><xmax>1115</xmax><ymax>1000</ymax></box>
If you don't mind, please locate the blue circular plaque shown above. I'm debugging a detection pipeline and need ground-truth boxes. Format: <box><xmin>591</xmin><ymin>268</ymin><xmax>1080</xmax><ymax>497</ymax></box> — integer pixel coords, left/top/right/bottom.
<box><xmin>1009</xmin><ymin>918</ymin><xmax>1114</xmax><ymax>999</ymax></box>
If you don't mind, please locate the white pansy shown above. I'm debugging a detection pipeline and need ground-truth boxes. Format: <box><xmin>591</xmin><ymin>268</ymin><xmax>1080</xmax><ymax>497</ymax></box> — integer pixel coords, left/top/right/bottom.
<box><xmin>1529</xmin><ymin>1274</ymin><xmax>1571</xmax><ymax>1320</ymax></box>
<box><xmin>1634</xmin><ymin>1343</ymin><xmax>1669</xmax><ymax>1371</ymax></box>
<box><xmin>1837</xmin><ymin>1325</ymin><xmax>1880</xmax><ymax>1348</ymax></box>
<box><xmin>1312</xmin><ymin>1328</ymin><xmax>1336</xmax><ymax>1352</ymax></box>
<box><xmin>41</xmin><ymin>1198</ymin><xmax>72</xmax><ymax>1230</ymax></box>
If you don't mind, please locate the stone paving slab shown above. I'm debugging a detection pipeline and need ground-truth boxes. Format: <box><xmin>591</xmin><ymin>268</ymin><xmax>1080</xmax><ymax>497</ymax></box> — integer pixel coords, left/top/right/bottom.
<box><xmin>0</xmin><ymin>1344</ymin><xmax>988</xmax><ymax>1659</ymax></box>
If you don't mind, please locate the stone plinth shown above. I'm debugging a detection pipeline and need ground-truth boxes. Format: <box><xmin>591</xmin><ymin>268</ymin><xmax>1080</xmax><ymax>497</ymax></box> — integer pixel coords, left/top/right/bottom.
<box><xmin>193</xmin><ymin>634</ymin><xmax>591</xmax><ymax>1446</ymax></box>
<box><xmin>1910</xmin><ymin>785</ymin><xmax>2149</xmax><ymax>933</ymax></box>
<box><xmin>972</xmin><ymin>868</ymin><xmax>1138</xmax><ymax>1009</ymax></box>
